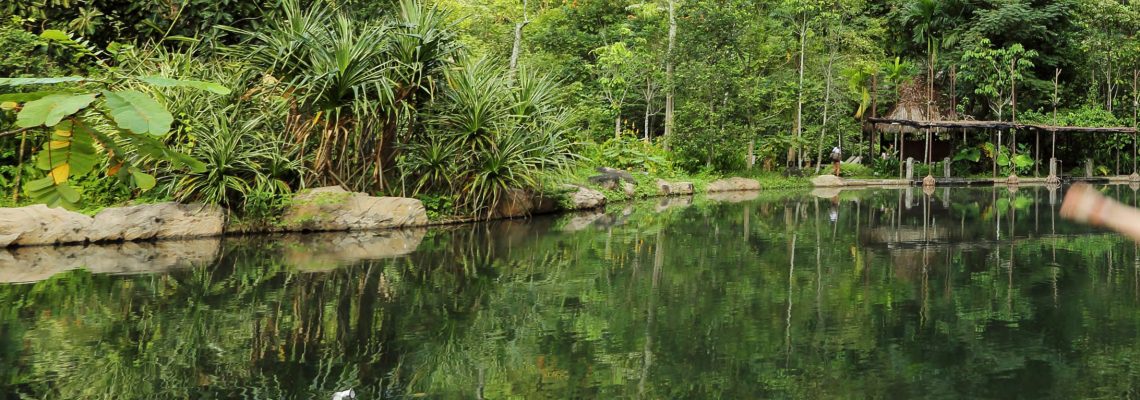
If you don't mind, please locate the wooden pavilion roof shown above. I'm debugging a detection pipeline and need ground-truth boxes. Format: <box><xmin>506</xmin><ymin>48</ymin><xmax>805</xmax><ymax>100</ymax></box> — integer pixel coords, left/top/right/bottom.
<box><xmin>867</xmin><ymin>117</ymin><xmax>1136</xmax><ymax>134</ymax></box>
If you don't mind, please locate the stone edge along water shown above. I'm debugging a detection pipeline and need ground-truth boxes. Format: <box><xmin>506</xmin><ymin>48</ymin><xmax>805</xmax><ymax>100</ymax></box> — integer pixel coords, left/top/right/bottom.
<box><xmin>0</xmin><ymin>177</ymin><xmax>762</xmax><ymax>248</ymax></box>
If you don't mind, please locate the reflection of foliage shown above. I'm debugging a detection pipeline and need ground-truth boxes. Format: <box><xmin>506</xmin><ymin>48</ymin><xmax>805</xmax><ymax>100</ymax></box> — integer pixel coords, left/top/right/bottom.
<box><xmin>4</xmin><ymin>187</ymin><xmax>1140</xmax><ymax>397</ymax></box>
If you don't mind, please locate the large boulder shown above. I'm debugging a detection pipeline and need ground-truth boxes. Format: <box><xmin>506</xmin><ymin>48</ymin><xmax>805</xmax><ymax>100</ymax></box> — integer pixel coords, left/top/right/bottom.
<box><xmin>562</xmin><ymin>185</ymin><xmax>606</xmax><ymax>210</ymax></box>
<box><xmin>655</xmin><ymin>179</ymin><xmax>694</xmax><ymax>196</ymax></box>
<box><xmin>281</xmin><ymin>186</ymin><xmax>427</xmax><ymax>232</ymax></box>
<box><xmin>811</xmin><ymin>174</ymin><xmax>845</xmax><ymax>187</ymax></box>
<box><xmin>706</xmin><ymin>177</ymin><xmax>761</xmax><ymax>192</ymax></box>
<box><xmin>0</xmin><ymin>205</ymin><xmax>92</xmax><ymax>247</ymax></box>
<box><xmin>89</xmin><ymin>202</ymin><xmax>225</xmax><ymax>242</ymax></box>
<box><xmin>622</xmin><ymin>181</ymin><xmax>637</xmax><ymax>197</ymax></box>
<box><xmin>494</xmin><ymin>189</ymin><xmax>559</xmax><ymax>218</ymax></box>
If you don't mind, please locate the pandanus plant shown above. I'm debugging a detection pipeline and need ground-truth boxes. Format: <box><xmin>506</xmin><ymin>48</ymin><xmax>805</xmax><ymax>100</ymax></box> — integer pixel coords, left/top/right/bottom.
<box><xmin>405</xmin><ymin>59</ymin><xmax>577</xmax><ymax>216</ymax></box>
<box><xmin>232</xmin><ymin>0</ymin><xmax>460</xmax><ymax>194</ymax></box>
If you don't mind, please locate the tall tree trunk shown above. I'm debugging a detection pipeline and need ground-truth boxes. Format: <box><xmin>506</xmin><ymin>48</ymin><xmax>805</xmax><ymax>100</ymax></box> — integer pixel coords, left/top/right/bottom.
<box><xmin>507</xmin><ymin>0</ymin><xmax>529</xmax><ymax>80</ymax></box>
<box><xmin>795</xmin><ymin>13</ymin><xmax>808</xmax><ymax>169</ymax></box>
<box><xmin>615</xmin><ymin>114</ymin><xmax>622</xmax><ymax>140</ymax></box>
<box><xmin>644</xmin><ymin>77</ymin><xmax>653</xmax><ymax>141</ymax></box>
<box><xmin>871</xmin><ymin>74</ymin><xmax>878</xmax><ymax>156</ymax></box>
<box><xmin>925</xmin><ymin>41</ymin><xmax>934</xmax><ymax>174</ymax></box>
<box><xmin>815</xmin><ymin>50</ymin><xmax>835</xmax><ymax>173</ymax></box>
<box><xmin>1011</xmin><ymin>57</ymin><xmax>1018</xmax><ymax>175</ymax></box>
<box><xmin>1053</xmin><ymin>69</ymin><xmax>1061</xmax><ymax>161</ymax></box>
<box><xmin>663</xmin><ymin>0</ymin><xmax>676</xmax><ymax>149</ymax></box>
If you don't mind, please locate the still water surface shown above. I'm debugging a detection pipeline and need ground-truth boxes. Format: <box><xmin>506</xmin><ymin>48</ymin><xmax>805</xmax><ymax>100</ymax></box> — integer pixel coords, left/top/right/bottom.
<box><xmin>3</xmin><ymin>186</ymin><xmax>1140</xmax><ymax>399</ymax></box>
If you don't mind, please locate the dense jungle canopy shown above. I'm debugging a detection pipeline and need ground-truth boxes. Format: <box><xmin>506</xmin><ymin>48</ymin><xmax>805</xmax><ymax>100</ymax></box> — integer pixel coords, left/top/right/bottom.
<box><xmin>2</xmin><ymin>0</ymin><xmax>1140</xmax><ymax>213</ymax></box>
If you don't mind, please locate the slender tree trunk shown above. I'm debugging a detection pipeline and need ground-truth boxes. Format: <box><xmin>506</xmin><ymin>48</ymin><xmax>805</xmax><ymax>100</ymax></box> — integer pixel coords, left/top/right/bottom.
<box><xmin>644</xmin><ymin>77</ymin><xmax>653</xmax><ymax>142</ymax></box>
<box><xmin>12</xmin><ymin>131</ymin><xmax>26</xmax><ymax>202</ymax></box>
<box><xmin>795</xmin><ymin>13</ymin><xmax>808</xmax><ymax>169</ymax></box>
<box><xmin>1053</xmin><ymin>69</ymin><xmax>1061</xmax><ymax>161</ymax></box>
<box><xmin>1011</xmin><ymin>58</ymin><xmax>1018</xmax><ymax>175</ymax></box>
<box><xmin>615</xmin><ymin>115</ymin><xmax>622</xmax><ymax>140</ymax></box>
<box><xmin>926</xmin><ymin>42</ymin><xmax>934</xmax><ymax>171</ymax></box>
<box><xmin>871</xmin><ymin>74</ymin><xmax>879</xmax><ymax>155</ymax></box>
<box><xmin>815</xmin><ymin>49</ymin><xmax>835</xmax><ymax>173</ymax></box>
<box><xmin>508</xmin><ymin>0</ymin><xmax>529</xmax><ymax>80</ymax></box>
<box><xmin>663</xmin><ymin>0</ymin><xmax>676</xmax><ymax>149</ymax></box>
<box><xmin>1133</xmin><ymin>69</ymin><xmax>1138</xmax><ymax>174</ymax></box>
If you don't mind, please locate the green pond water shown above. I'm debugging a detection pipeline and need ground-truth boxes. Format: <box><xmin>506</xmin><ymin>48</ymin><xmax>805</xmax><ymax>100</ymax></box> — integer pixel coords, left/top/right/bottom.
<box><xmin>4</xmin><ymin>186</ymin><xmax>1140</xmax><ymax>399</ymax></box>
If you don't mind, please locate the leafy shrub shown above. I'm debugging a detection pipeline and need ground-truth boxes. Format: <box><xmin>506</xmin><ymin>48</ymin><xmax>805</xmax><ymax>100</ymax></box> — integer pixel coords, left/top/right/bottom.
<box><xmin>871</xmin><ymin>155</ymin><xmax>900</xmax><ymax>177</ymax></box>
<box><xmin>242</xmin><ymin>183</ymin><xmax>292</xmax><ymax>223</ymax></box>
<box><xmin>583</xmin><ymin>135</ymin><xmax>673</xmax><ymax>175</ymax></box>
<box><xmin>111</xmin><ymin>43</ymin><xmax>303</xmax><ymax>212</ymax></box>
<box><xmin>0</xmin><ymin>30</ymin><xmax>223</xmax><ymax>208</ymax></box>
<box><xmin>416</xmin><ymin>193</ymin><xmax>456</xmax><ymax>220</ymax></box>
<box><xmin>234</xmin><ymin>0</ymin><xmax>461</xmax><ymax>194</ymax></box>
<box><xmin>839</xmin><ymin>162</ymin><xmax>872</xmax><ymax>177</ymax></box>
<box><xmin>0</xmin><ymin>18</ymin><xmax>71</xmax><ymax>79</ymax></box>
<box><xmin>404</xmin><ymin>60</ymin><xmax>577</xmax><ymax>216</ymax></box>
<box><xmin>172</xmin><ymin>107</ymin><xmax>296</xmax><ymax>209</ymax></box>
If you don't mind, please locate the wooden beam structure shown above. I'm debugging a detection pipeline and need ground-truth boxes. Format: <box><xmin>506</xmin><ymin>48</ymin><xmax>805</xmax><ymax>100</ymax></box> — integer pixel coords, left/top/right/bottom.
<box><xmin>867</xmin><ymin>117</ymin><xmax>1136</xmax><ymax>134</ymax></box>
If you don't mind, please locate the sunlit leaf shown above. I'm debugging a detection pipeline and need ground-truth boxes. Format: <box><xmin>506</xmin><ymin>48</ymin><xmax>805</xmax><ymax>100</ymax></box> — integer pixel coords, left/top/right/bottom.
<box><xmin>0</xmin><ymin>77</ymin><xmax>89</xmax><ymax>86</ymax></box>
<box><xmin>50</xmin><ymin>164</ymin><xmax>70</xmax><ymax>184</ymax></box>
<box><xmin>138</xmin><ymin>76</ymin><xmax>232</xmax><ymax>95</ymax></box>
<box><xmin>0</xmin><ymin>91</ymin><xmax>71</xmax><ymax>103</ymax></box>
<box><xmin>102</xmin><ymin>90</ymin><xmax>173</xmax><ymax>136</ymax></box>
<box><xmin>129</xmin><ymin>168</ymin><xmax>156</xmax><ymax>191</ymax></box>
<box><xmin>56</xmin><ymin>182</ymin><xmax>81</xmax><ymax>204</ymax></box>
<box><xmin>15</xmin><ymin>93</ymin><xmax>98</xmax><ymax>127</ymax></box>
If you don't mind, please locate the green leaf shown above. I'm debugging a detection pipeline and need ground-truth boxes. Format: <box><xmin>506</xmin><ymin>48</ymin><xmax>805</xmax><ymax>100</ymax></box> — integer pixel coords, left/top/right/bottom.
<box><xmin>138</xmin><ymin>76</ymin><xmax>232</xmax><ymax>95</ymax></box>
<box><xmin>24</xmin><ymin>177</ymin><xmax>80</xmax><ymax>210</ymax></box>
<box><xmin>953</xmin><ymin>148</ymin><xmax>981</xmax><ymax>163</ymax></box>
<box><xmin>0</xmin><ymin>91</ymin><xmax>71</xmax><ymax>103</ymax></box>
<box><xmin>996</xmin><ymin>153</ymin><xmax>1010</xmax><ymax>167</ymax></box>
<box><xmin>39</xmin><ymin>29</ymin><xmax>71</xmax><ymax>41</ymax></box>
<box><xmin>15</xmin><ymin>93</ymin><xmax>98</xmax><ymax>127</ymax></box>
<box><xmin>56</xmin><ymin>182</ymin><xmax>81</xmax><ymax>204</ymax></box>
<box><xmin>0</xmin><ymin>77</ymin><xmax>90</xmax><ymax>86</ymax></box>
<box><xmin>24</xmin><ymin>176</ymin><xmax>55</xmax><ymax>193</ymax></box>
<box><xmin>129</xmin><ymin>168</ymin><xmax>156</xmax><ymax>190</ymax></box>
<box><xmin>101</xmin><ymin>90</ymin><xmax>173</xmax><ymax>136</ymax></box>
<box><xmin>1013</xmin><ymin>154</ymin><xmax>1034</xmax><ymax>168</ymax></box>
<box><xmin>118</xmin><ymin>129</ymin><xmax>206</xmax><ymax>172</ymax></box>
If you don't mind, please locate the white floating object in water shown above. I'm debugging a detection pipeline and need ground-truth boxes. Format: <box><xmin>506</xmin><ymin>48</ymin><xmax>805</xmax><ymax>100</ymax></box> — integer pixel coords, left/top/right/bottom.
<box><xmin>332</xmin><ymin>389</ymin><xmax>356</xmax><ymax>400</ymax></box>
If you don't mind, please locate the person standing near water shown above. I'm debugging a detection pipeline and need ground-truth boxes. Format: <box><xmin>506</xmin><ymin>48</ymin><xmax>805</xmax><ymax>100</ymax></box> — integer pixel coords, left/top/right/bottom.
<box><xmin>830</xmin><ymin>146</ymin><xmax>842</xmax><ymax>176</ymax></box>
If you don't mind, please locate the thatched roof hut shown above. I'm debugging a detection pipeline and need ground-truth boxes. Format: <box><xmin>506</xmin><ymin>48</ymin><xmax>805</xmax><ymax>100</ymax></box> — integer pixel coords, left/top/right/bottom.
<box><xmin>876</xmin><ymin>77</ymin><xmax>958</xmax><ymax>134</ymax></box>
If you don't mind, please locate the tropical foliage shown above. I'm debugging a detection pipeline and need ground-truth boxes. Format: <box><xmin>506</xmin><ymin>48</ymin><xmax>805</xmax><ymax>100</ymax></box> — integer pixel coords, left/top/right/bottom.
<box><xmin>6</xmin><ymin>0</ymin><xmax>1140</xmax><ymax>210</ymax></box>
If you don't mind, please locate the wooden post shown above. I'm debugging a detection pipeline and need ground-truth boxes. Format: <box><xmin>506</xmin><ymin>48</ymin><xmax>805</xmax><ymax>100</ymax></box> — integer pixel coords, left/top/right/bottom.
<box><xmin>996</xmin><ymin>130</ymin><xmax>1002</xmax><ymax>178</ymax></box>
<box><xmin>1086</xmin><ymin>159</ymin><xmax>1094</xmax><ymax>178</ymax></box>
<box><xmin>1035</xmin><ymin>130</ymin><xmax>1041</xmax><ymax>177</ymax></box>
<box><xmin>906</xmin><ymin>157</ymin><xmax>915</xmax><ymax>181</ymax></box>
<box><xmin>944</xmin><ymin>157</ymin><xmax>951</xmax><ymax>178</ymax></box>
<box><xmin>1047</xmin><ymin>157</ymin><xmax>1060</xmax><ymax>185</ymax></box>
<box><xmin>899</xmin><ymin>131</ymin><xmax>905</xmax><ymax>179</ymax></box>
<box><xmin>1133</xmin><ymin>69</ymin><xmax>1138</xmax><ymax>179</ymax></box>
<box><xmin>1052</xmin><ymin>69</ymin><xmax>1061</xmax><ymax>162</ymax></box>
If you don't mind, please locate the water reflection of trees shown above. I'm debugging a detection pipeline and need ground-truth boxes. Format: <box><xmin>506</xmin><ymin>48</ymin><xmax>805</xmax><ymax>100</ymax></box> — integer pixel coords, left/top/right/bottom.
<box><xmin>5</xmin><ymin>187</ymin><xmax>1140</xmax><ymax>397</ymax></box>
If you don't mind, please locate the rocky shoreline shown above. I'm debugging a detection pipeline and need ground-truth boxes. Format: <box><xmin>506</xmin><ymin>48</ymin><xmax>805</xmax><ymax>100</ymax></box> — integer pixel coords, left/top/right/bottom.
<box><xmin>0</xmin><ymin>177</ymin><xmax>764</xmax><ymax>248</ymax></box>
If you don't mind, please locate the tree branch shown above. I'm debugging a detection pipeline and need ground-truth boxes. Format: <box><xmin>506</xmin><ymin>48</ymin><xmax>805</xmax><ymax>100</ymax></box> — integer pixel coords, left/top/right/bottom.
<box><xmin>0</xmin><ymin>127</ymin><xmax>33</xmax><ymax>139</ymax></box>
